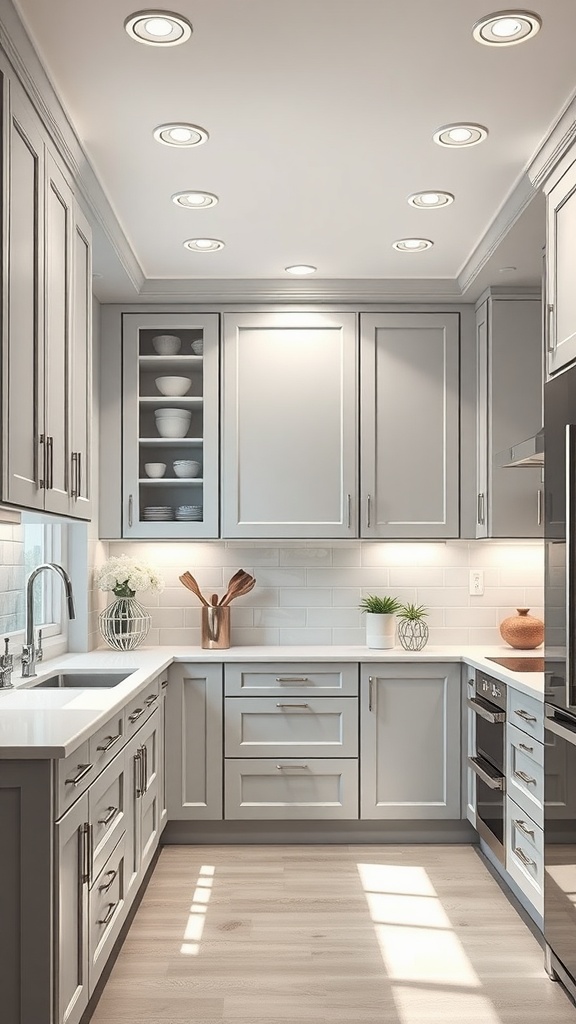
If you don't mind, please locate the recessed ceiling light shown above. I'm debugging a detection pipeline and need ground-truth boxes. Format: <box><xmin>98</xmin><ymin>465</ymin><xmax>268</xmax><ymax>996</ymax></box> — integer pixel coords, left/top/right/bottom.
<box><xmin>392</xmin><ymin>238</ymin><xmax>434</xmax><ymax>253</ymax></box>
<box><xmin>433</xmin><ymin>123</ymin><xmax>488</xmax><ymax>148</ymax></box>
<box><xmin>473</xmin><ymin>10</ymin><xmax>541</xmax><ymax>45</ymax></box>
<box><xmin>125</xmin><ymin>10</ymin><xmax>192</xmax><ymax>45</ymax></box>
<box><xmin>285</xmin><ymin>264</ymin><xmax>317</xmax><ymax>275</ymax></box>
<box><xmin>153</xmin><ymin>123</ymin><xmax>208</xmax><ymax>148</ymax></box>
<box><xmin>183</xmin><ymin>238</ymin><xmax>225</xmax><ymax>252</ymax></box>
<box><xmin>407</xmin><ymin>191</ymin><xmax>454</xmax><ymax>209</ymax></box>
<box><xmin>172</xmin><ymin>191</ymin><xmax>218</xmax><ymax>209</ymax></box>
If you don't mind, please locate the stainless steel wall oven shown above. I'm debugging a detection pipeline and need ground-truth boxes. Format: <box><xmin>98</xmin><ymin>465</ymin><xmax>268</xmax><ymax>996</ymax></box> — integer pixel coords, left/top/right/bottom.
<box><xmin>468</xmin><ymin>670</ymin><xmax>507</xmax><ymax>864</ymax></box>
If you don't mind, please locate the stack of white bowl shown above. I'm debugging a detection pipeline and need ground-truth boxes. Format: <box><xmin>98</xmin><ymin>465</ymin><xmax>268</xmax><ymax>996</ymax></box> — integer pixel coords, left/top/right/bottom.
<box><xmin>175</xmin><ymin>505</ymin><xmax>203</xmax><ymax>521</ymax></box>
<box><xmin>152</xmin><ymin>335</ymin><xmax>181</xmax><ymax>356</ymax></box>
<box><xmin>173</xmin><ymin>459</ymin><xmax>201</xmax><ymax>478</ymax></box>
<box><xmin>155</xmin><ymin>376</ymin><xmax>191</xmax><ymax>397</ymax></box>
<box><xmin>155</xmin><ymin>408</ymin><xmax>191</xmax><ymax>438</ymax></box>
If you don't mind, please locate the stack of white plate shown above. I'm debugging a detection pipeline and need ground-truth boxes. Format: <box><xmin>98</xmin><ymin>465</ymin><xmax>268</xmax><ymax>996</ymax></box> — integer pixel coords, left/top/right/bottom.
<box><xmin>142</xmin><ymin>506</ymin><xmax>174</xmax><ymax>521</ymax></box>
<box><xmin>175</xmin><ymin>504</ymin><xmax>203</xmax><ymax>521</ymax></box>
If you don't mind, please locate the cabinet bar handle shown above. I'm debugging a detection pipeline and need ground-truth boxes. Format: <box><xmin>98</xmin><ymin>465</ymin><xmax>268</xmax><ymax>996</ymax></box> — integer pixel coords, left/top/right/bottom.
<box><xmin>97</xmin><ymin>902</ymin><xmax>118</xmax><ymax>926</ymax></box>
<box><xmin>547</xmin><ymin>303</ymin><xmax>555</xmax><ymax>352</ymax></box>
<box><xmin>514</xmin><ymin>846</ymin><xmax>536</xmax><ymax>868</ymax></box>
<box><xmin>514</xmin><ymin>819</ymin><xmax>536</xmax><ymax>840</ymax></box>
<box><xmin>134</xmin><ymin>750</ymin><xmax>143</xmax><ymax>797</ymax></box>
<box><xmin>47</xmin><ymin>436</ymin><xmax>54</xmax><ymax>490</ymax></box>
<box><xmin>77</xmin><ymin>451</ymin><xmax>82</xmax><ymax>499</ymax></box>
<box><xmin>98</xmin><ymin>869</ymin><xmax>117</xmax><ymax>893</ymax></box>
<box><xmin>275</xmin><ymin>677</ymin><xmax>310</xmax><ymax>683</ymax></box>
<box><xmin>70</xmin><ymin>452</ymin><xmax>78</xmax><ymax>498</ymax></box>
<box><xmin>141</xmin><ymin>743</ymin><xmax>148</xmax><ymax>794</ymax></box>
<box><xmin>98</xmin><ymin>806</ymin><xmax>118</xmax><ymax>827</ymax></box>
<box><xmin>275</xmin><ymin>703</ymin><xmax>309</xmax><ymax>709</ymax></box>
<box><xmin>515</xmin><ymin>709</ymin><xmax>537</xmax><ymax>722</ymax></box>
<box><xmin>128</xmin><ymin>494</ymin><xmax>133</xmax><ymax>527</ymax></box>
<box><xmin>366</xmin><ymin>494</ymin><xmax>372</xmax><ymax>528</ymax></box>
<box><xmin>80</xmin><ymin>823</ymin><xmax>90</xmax><ymax>884</ymax></box>
<box><xmin>145</xmin><ymin>693</ymin><xmax>158</xmax><ymax>706</ymax></box>
<box><xmin>537</xmin><ymin>488</ymin><xmax>543</xmax><ymax>526</ymax></box>
<box><xmin>346</xmin><ymin>493</ymin><xmax>351</xmax><ymax>529</ymax></box>
<box><xmin>276</xmin><ymin>764</ymin><xmax>308</xmax><ymax>770</ymax></box>
<box><xmin>97</xmin><ymin>733</ymin><xmax>121</xmax><ymax>752</ymax></box>
<box><xmin>477</xmin><ymin>492</ymin><xmax>485</xmax><ymax>526</ymax></box>
<box><xmin>369</xmin><ymin>675</ymin><xmax>374</xmax><ymax>713</ymax></box>
<box><xmin>128</xmin><ymin>707</ymin><xmax>145</xmax><ymax>723</ymax></box>
<box><xmin>39</xmin><ymin>434</ymin><xmax>46</xmax><ymax>489</ymax></box>
<box><xmin>513</xmin><ymin>769</ymin><xmax>537</xmax><ymax>785</ymax></box>
<box><xmin>519</xmin><ymin>742</ymin><xmax>534</xmax><ymax>753</ymax></box>
<box><xmin>65</xmin><ymin>763</ymin><xmax>93</xmax><ymax>786</ymax></box>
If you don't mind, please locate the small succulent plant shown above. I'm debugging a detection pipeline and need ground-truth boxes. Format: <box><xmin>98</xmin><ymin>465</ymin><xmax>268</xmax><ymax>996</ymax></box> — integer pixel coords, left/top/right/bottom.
<box><xmin>398</xmin><ymin>602</ymin><xmax>429</xmax><ymax>621</ymax></box>
<box><xmin>359</xmin><ymin>594</ymin><xmax>402</xmax><ymax>614</ymax></box>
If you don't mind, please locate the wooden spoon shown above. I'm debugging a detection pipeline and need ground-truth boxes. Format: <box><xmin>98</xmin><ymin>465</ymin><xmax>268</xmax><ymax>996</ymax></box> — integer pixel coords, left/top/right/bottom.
<box><xmin>211</xmin><ymin>593</ymin><xmax>219</xmax><ymax>606</ymax></box>
<box><xmin>179</xmin><ymin>572</ymin><xmax>209</xmax><ymax>607</ymax></box>
<box><xmin>221</xmin><ymin>575</ymin><xmax>256</xmax><ymax>606</ymax></box>
<box><xmin>219</xmin><ymin>569</ymin><xmax>250</xmax><ymax>605</ymax></box>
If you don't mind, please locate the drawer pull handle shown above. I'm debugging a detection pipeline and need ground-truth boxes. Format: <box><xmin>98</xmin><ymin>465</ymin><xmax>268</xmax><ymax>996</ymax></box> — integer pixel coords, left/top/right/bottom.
<box><xmin>514</xmin><ymin>769</ymin><xmax>537</xmax><ymax>785</ymax></box>
<box><xmin>128</xmin><ymin>707</ymin><xmax>145</xmax><ymax>723</ymax></box>
<box><xmin>98</xmin><ymin>806</ymin><xmax>118</xmax><ymax>827</ymax></box>
<box><xmin>97</xmin><ymin>734</ymin><xmax>121</xmax><ymax>752</ymax></box>
<box><xmin>275</xmin><ymin>703</ymin><xmax>309</xmax><ymax>709</ymax></box>
<box><xmin>97</xmin><ymin>902</ymin><xmax>118</xmax><ymax>926</ymax></box>
<box><xmin>276</xmin><ymin>764</ymin><xmax>309</xmax><ymax>770</ymax></box>
<box><xmin>65</xmin><ymin>763</ymin><xmax>93</xmax><ymax>787</ymax></box>
<box><xmin>98</xmin><ymin>869</ymin><xmax>117</xmax><ymax>893</ymax></box>
<box><xmin>519</xmin><ymin>742</ymin><xmax>534</xmax><ymax>753</ymax></box>
<box><xmin>514</xmin><ymin>819</ymin><xmax>536</xmax><ymax>840</ymax></box>
<box><xmin>145</xmin><ymin>694</ymin><xmax>158</xmax><ymax>706</ymax></box>
<box><xmin>275</xmin><ymin>677</ymin><xmax>310</xmax><ymax>683</ymax></box>
<box><xmin>515</xmin><ymin>709</ymin><xmax>537</xmax><ymax>722</ymax></box>
<box><xmin>514</xmin><ymin>847</ymin><xmax>536</xmax><ymax>869</ymax></box>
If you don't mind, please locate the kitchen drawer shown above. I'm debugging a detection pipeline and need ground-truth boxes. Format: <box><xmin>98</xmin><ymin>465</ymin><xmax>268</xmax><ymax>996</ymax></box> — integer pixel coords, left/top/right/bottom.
<box><xmin>507</xmin><ymin>688</ymin><xmax>544</xmax><ymax>743</ymax></box>
<box><xmin>89</xmin><ymin>710</ymin><xmax>125</xmax><ymax>775</ymax></box>
<box><xmin>225</xmin><ymin>696</ymin><xmax>358</xmax><ymax>758</ymax></box>
<box><xmin>89</xmin><ymin>751</ymin><xmax>127</xmax><ymax>882</ymax></box>
<box><xmin>125</xmin><ymin>677</ymin><xmax>160</xmax><ymax>737</ymax></box>
<box><xmin>56</xmin><ymin>739</ymin><xmax>95</xmax><ymax>819</ymax></box>
<box><xmin>225</xmin><ymin>758</ymin><xmax>359</xmax><ymax>819</ymax></box>
<box><xmin>507</xmin><ymin>723</ymin><xmax>544</xmax><ymax>827</ymax></box>
<box><xmin>506</xmin><ymin>796</ymin><xmax>543</xmax><ymax>916</ymax></box>
<box><xmin>89</xmin><ymin>831</ymin><xmax>127</xmax><ymax>990</ymax></box>
<box><xmin>225</xmin><ymin>662</ymin><xmax>358</xmax><ymax>697</ymax></box>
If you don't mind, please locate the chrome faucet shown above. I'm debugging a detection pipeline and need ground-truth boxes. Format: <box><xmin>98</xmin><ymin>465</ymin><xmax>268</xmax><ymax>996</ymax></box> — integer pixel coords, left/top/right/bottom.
<box><xmin>21</xmin><ymin>563</ymin><xmax>76</xmax><ymax>678</ymax></box>
<box><xmin>0</xmin><ymin>638</ymin><xmax>14</xmax><ymax>689</ymax></box>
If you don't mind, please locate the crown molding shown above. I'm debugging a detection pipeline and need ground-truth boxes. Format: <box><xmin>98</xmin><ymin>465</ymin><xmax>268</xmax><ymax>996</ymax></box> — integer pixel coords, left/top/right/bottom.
<box><xmin>527</xmin><ymin>90</ymin><xmax>576</xmax><ymax>190</ymax></box>
<box><xmin>137</xmin><ymin>276</ymin><xmax>465</xmax><ymax>304</ymax></box>
<box><xmin>0</xmin><ymin>2</ymin><xmax>144</xmax><ymax>294</ymax></box>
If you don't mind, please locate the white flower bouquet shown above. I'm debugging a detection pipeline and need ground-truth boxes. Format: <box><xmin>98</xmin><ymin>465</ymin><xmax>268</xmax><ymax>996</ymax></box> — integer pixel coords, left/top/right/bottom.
<box><xmin>95</xmin><ymin>555</ymin><xmax>165</xmax><ymax>598</ymax></box>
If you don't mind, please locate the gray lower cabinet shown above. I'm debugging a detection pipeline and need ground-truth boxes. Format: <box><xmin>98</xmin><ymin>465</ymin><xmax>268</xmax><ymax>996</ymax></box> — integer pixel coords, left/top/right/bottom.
<box><xmin>165</xmin><ymin>663</ymin><xmax>223</xmax><ymax>820</ymax></box>
<box><xmin>360</xmin><ymin>313</ymin><xmax>460</xmax><ymax>538</ymax></box>
<box><xmin>224</xmin><ymin>758</ymin><xmax>359</xmax><ymax>820</ymax></box>
<box><xmin>360</xmin><ymin>663</ymin><xmax>462</xmax><ymax>819</ymax></box>
<box><xmin>55</xmin><ymin>793</ymin><xmax>90</xmax><ymax>1024</ymax></box>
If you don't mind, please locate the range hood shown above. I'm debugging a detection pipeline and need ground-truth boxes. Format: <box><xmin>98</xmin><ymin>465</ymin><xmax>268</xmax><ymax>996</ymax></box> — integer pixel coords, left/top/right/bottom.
<box><xmin>494</xmin><ymin>429</ymin><xmax>544</xmax><ymax>468</ymax></box>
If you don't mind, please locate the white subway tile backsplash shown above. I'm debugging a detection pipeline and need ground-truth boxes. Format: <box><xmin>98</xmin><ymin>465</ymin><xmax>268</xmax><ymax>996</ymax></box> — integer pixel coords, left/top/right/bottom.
<box><xmin>307</xmin><ymin>607</ymin><xmax>362</xmax><ymax>629</ymax></box>
<box><xmin>280</xmin><ymin>588</ymin><xmax>332</xmax><ymax>607</ymax></box>
<box><xmin>279</xmin><ymin>628</ymin><xmax>332</xmax><ymax>645</ymax></box>
<box><xmin>444</xmin><ymin>606</ymin><xmax>498</xmax><ymax>628</ymax></box>
<box><xmin>253</xmin><ymin>608</ymin><xmax>306</xmax><ymax>628</ymax></box>
<box><xmin>256</xmin><ymin>567</ymin><xmax>307</xmax><ymax>588</ymax></box>
<box><xmin>389</xmin><ymin>566</ymin><xmax>444</xmax><ymax>587</ymax></box>
<box><xmin>280</xmin><ymin>547</ymin><xmax>333</xmax><ymax>566</ymax></box>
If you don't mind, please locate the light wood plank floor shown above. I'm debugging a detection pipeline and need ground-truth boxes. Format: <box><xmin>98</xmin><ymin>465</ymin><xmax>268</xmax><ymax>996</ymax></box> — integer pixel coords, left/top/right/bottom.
<box><xmin>90</xmin><ymin>845</ymin><xmax>576</xmax><ymax>1024</ymax></box>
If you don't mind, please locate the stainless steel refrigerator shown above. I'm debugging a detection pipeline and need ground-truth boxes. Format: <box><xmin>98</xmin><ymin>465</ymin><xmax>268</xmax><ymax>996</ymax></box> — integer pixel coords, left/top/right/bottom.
<box><xmin>544</xmin><ymin>366</ymin><xmax>576</xmax><ymax>998</ymax></box>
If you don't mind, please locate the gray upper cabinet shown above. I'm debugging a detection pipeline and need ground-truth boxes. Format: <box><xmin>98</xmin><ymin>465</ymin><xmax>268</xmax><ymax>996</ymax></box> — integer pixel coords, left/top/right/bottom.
<box><xmin>360</xmin><ymin>313</ymin><xmax>460</xmax><ymax>538</ymax></box>
<box><xmin>475</xmin><ymin>291</ymin><xmax>543</xmax><ymax>538</ymax></box>
<box><xmin>121</xmin><ymin>313</ymin><xmax>219</xmax><ymax>538</ymax></box>
<box><xmin>2</xmin><ymin>78</ymin><xmax>92</xmax><ymax>520</ymax></box>
<box><xmin>222</xmin><ymin>311</ymin><xmax>358</xmax><ymax>539</ymax></box>
<box><xmin>546</xmin><ymin>158</ymin><xmax>576</xmax><ymax>376</ymax></box>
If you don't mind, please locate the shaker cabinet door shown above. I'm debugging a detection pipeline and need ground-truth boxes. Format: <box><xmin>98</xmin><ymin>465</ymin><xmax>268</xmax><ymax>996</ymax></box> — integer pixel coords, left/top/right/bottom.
<box><xmin>222</xmin><ymin>311</ymin><xmax>358</xmax><ymax>538</ymax></box>
<box><xmin>547</xmin><ymin>159</ymin><xmax>576</xmax><ymax>375</ymax></box>
<box><xmin>360</xmin><ymin>313</ymin><xmax>460</xmax><ymax>538</ymax></box>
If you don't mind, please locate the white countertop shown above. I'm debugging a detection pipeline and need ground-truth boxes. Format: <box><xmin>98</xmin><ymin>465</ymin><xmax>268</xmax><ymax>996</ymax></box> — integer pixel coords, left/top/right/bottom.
<box><xmin>0</xmin><ymin>644</ymin><xmax>546</xmax><ymax>759</ymax></box>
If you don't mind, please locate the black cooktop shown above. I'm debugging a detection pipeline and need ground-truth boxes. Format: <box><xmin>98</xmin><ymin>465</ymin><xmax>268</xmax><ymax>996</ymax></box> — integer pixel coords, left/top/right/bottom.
<box><xmin>486</xmin><ymin>656</ymin><xmax>544</xmax><ymax>673</ymax></box>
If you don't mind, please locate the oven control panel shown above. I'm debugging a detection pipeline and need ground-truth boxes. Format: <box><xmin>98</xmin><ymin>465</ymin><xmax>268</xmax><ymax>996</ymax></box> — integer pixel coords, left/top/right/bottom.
<box><xmin>476</xmin><ymin>671</ymin><xmax>507</xmax><ymax>711</ymax></box>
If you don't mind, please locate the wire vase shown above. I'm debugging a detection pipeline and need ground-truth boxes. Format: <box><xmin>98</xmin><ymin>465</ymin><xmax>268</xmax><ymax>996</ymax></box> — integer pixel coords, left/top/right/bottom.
<box><xmin>99</xmin><ymin>596</ymin><xmax>151</xmax><ymax>651</ymax></box>
<box><xmin>397</xmin><ymin>618</ymin><xmax>429</xmax><ymax>652</ymax></box>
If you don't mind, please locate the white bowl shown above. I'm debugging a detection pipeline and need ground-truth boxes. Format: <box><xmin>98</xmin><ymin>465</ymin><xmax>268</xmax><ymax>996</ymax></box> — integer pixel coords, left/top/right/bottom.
<box><xmin>144</xmin><ymin>463</ymin><xmax>166</xmax><ymax>478</ymax></box>
<box><xmin>173</xmin><ymin>461</ymin><xmax>201</xmax><ymax>478</ymax></box>
<box><xmin>191</xmin><ymin>339</ymin><xmax>204</xmax><ymax>355</ymax></box>
<box><xmin>156</xmin><ymin>420</ymin><xmax>190</xmax><ymax>439</ymax></box>
<box><xmin>154</xmin><ymin>408</ymin><xmax>191</xmax><ymax>420</ymax></box>
<box><xmin>155</xmin><ymin>376</ymin><xmax>191</xmax><ymax>397</ymax></box>
<box><xmin>152</xmin><ymin>334</ymin><xmax>181</xmax><ymax>356</ymax></box>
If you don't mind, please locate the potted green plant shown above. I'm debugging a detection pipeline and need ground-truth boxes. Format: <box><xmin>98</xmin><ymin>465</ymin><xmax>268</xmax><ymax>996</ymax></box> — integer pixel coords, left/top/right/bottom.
<box><xmin>359</xmin><ymin>594</ymin><xmax>402</xmax><ymax>649</ymax></box>
<box><xmin>397</xmin><ymin>603</ymin><xmax>429</xmax><ymax>651</ymax></box>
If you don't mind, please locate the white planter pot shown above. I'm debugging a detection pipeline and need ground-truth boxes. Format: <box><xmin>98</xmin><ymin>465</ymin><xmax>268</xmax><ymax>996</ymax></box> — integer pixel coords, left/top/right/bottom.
<box><xmin>365</xmin><ymin>612</ymin><xmax>396</xmax><ymax>649</ymax></box>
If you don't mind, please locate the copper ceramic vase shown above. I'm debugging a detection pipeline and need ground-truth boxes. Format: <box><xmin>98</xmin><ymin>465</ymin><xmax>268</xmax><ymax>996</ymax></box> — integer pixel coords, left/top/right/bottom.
<box><xmin>499</xmin><ymin>608</ymin><xmax>544</xmax><ymax>650</ymax></box>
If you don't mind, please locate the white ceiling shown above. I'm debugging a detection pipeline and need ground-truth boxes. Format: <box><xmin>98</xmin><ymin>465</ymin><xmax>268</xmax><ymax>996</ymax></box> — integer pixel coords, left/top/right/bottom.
<box><xmin>12</xmin><ymin>0</ymin><xmax>576</xmax><ymax>298</ymax></box>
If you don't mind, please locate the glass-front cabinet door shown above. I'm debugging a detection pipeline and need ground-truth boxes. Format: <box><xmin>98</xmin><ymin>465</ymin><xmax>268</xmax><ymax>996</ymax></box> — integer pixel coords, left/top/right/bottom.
<box><xmin>122</xmin><ymin>313</ymin><xmax>219</xmax><ymax>538</ymax></box>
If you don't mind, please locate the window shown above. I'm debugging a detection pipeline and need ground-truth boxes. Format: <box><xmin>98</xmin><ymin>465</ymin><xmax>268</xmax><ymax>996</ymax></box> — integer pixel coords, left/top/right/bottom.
<box><xmin>0</xmin><ymin>514</ymin><xmax>68</xmax><ymax>643</ymax></box>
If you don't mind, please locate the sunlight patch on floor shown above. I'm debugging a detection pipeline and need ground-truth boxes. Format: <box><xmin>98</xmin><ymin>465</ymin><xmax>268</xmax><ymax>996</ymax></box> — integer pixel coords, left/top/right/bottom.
<box><xmin>180</xmin><ymin>864</ymin><xmax>215</xmax><ymax>956</ymax></box>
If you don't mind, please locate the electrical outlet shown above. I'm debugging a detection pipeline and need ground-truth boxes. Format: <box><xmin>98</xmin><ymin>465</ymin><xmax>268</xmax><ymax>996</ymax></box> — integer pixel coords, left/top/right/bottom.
<box><xmin>469</xmin><ymin>570</ymin><xmax>484</xmax><ymax>596</ymax></box>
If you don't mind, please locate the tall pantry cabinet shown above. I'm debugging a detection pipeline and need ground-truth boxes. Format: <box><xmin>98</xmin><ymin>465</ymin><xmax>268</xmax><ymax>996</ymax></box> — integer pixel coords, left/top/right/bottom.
<box><xmin>1</xmin><ymin>74</ymin><xmax>92</xmax><ymax>519</ymax></box>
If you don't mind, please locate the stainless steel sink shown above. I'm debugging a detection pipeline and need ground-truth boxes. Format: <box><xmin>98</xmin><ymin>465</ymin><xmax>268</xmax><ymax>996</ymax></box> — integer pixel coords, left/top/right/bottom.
<box><xmin>30</xmin><ymin>671</ymin><xmax>134</xmax><ymax>689</ymax></box>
